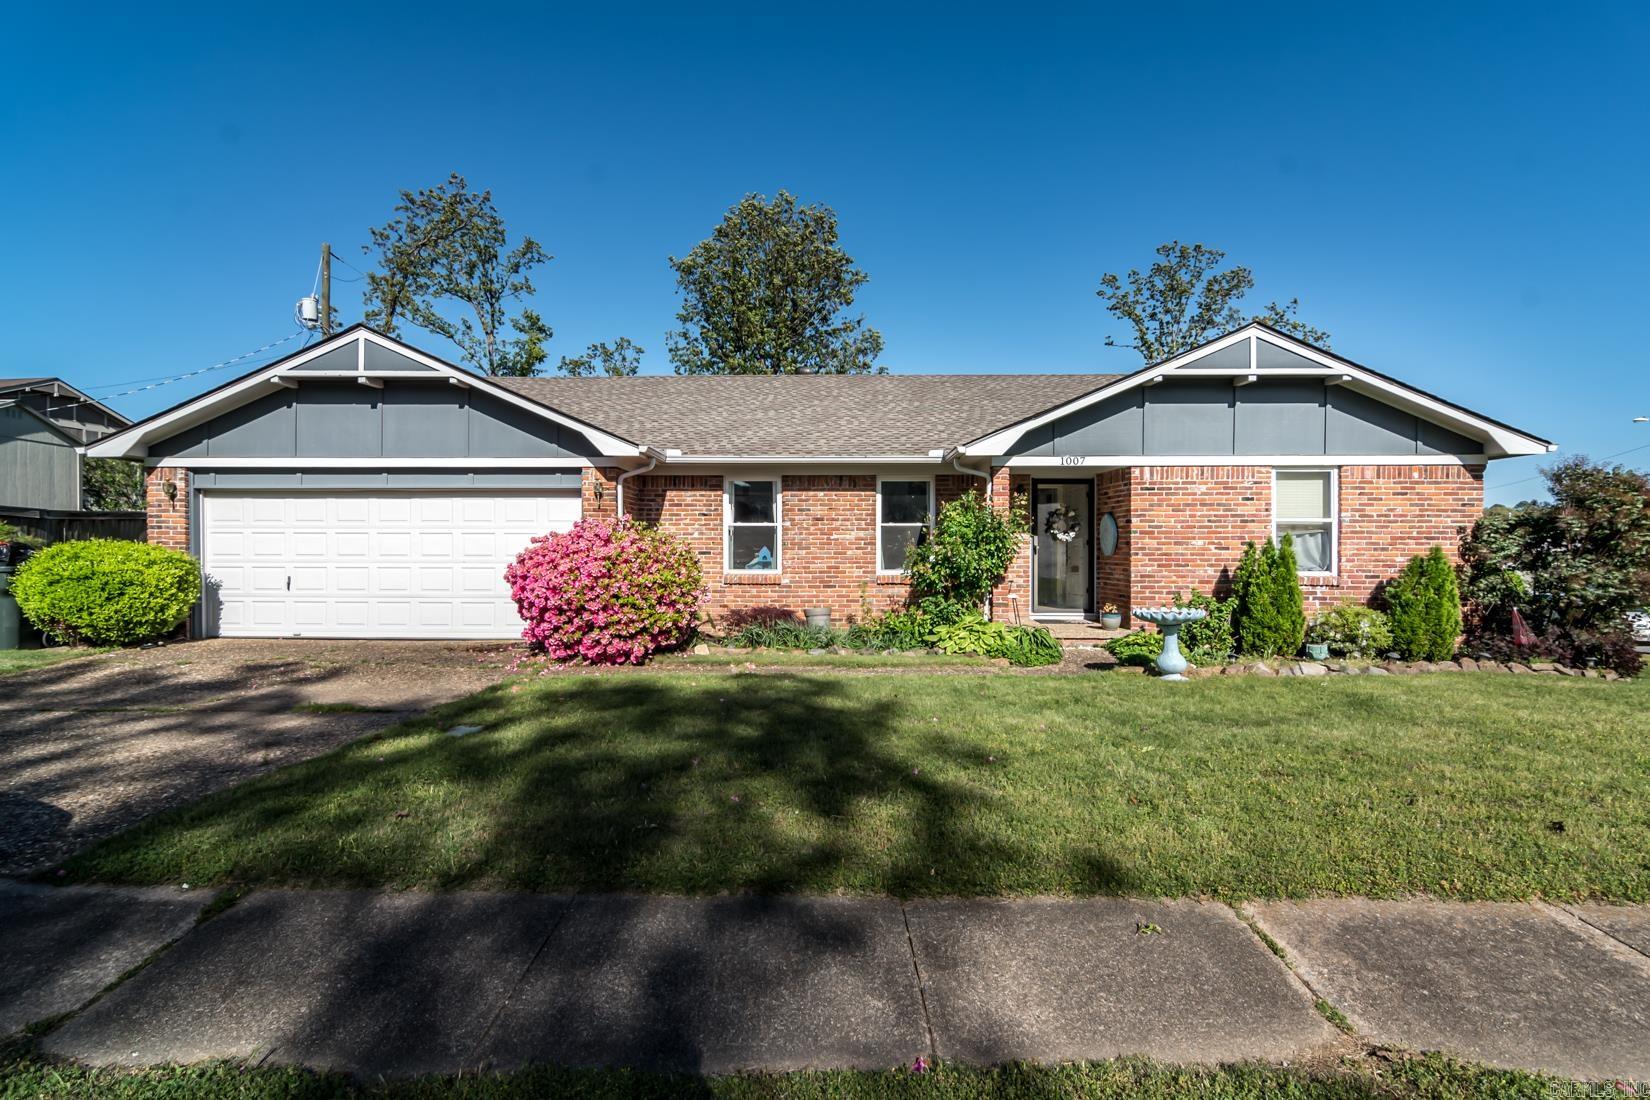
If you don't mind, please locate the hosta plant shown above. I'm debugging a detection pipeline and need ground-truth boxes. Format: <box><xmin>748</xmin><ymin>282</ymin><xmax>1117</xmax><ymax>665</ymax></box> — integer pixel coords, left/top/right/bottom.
<box><xmin>506</xmin><ymin>517</ymin><xmax>704</xmax><ymax>665</ymax></box>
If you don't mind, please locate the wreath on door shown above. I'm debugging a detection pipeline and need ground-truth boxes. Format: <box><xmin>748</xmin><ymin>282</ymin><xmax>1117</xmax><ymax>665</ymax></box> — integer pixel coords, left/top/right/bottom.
<box><xmin>1042</xmin><ymin>504</ymin><xmax>1081</xmax><ymax>543</ymax></box>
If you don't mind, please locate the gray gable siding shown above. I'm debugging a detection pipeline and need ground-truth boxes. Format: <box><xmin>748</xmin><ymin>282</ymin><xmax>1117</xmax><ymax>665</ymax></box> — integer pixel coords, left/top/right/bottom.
<box><xmin>151</xmin><ymin>381</ymin><xmax>595</xmax><ymax>460</ymax></box>
<box><xmin>1010</xmin><ymin>378</ymin><xmax>1484</xmax><ymax>457</ymax></box>
<box><xmin>1</xmin><ymin>405</ymin><xmax>79</xmax><ymax>509</ymax></box>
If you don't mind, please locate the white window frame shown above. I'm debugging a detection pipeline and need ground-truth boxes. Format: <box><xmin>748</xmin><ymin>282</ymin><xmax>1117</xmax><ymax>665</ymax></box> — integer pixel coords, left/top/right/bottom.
<box><xmin>724</xmin><ymin>476</ymin><xmax>782</xmax><ymax>573</ymax></box>
<box><xmin>875</xmin><ymin>476</ymin><xmax>935</xmax><ymax>575</ymax></box>
<box><xmin>1272</xmin><ymin>467</ymin><xmax>1338</xmax><ymax>576</ymax></box>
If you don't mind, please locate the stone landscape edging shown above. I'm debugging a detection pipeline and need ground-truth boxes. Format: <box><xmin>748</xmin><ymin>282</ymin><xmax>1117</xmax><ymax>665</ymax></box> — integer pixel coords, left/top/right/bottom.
<box><xmin>1195</xmin><ymin>657</ymin><xmax>1627</xmax><ymax>680</ymax></box>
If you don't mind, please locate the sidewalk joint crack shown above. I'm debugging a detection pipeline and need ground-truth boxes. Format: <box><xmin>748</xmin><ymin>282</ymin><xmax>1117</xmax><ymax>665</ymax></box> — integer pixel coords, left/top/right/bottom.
<box><xmin>899</xmin><ymin>901</ymin><xmax>938</xmax><ymax>1062</ymax></box>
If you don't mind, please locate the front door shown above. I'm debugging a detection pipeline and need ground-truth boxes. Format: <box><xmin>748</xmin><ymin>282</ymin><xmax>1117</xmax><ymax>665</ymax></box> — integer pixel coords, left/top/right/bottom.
<box><xmin>1032</xmin><ymin>479</ymin><xmax>1092</xmax><ymax>616</ymax></box>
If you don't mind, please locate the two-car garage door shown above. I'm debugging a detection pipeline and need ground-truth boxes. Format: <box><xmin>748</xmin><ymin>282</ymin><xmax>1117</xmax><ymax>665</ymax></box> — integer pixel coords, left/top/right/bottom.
<box><xmin>200</xmin><ymin>492</ymin><xmax>579</xmax><ymax>638</ymax></box>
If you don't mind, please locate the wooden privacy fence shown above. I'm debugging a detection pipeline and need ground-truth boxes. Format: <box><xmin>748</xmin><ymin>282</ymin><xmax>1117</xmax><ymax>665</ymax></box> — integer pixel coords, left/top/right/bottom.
<box><xmin>0</xmin><ymin>508</ymin><xmax>146</xmax><ymax>546</ymax></box>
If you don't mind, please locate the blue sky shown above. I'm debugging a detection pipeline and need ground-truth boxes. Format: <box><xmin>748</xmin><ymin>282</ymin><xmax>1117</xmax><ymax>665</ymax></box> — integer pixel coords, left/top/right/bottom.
<box><xmin>2</xmin><ymin>1</ymin><xmax>1645</xmax><ymax>504</ymax></box>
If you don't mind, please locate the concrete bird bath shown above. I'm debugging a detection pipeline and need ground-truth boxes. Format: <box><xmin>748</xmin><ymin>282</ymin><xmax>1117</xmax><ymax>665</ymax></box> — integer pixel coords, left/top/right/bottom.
<box><xmin>1131</xmin><ymin>607</ymin><xmax>1207</xmax><ymax>681</ymax></box>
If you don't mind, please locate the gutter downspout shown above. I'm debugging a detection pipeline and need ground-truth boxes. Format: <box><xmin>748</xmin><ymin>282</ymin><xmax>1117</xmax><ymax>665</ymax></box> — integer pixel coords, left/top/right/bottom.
<box><xmin>615</xmin><ymin>448</ymin><xmax>662</xmax><ymax>517</ymax></box>
<box><xmin>946</xmin><ymin>448</ymin><xmax>997</xmax><ymax>618</ymax></box>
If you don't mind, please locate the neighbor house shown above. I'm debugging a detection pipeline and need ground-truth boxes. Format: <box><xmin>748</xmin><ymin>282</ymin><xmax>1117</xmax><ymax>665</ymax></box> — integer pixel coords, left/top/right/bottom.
<box><xmin>1</xmin><ymin>377</ymin><xmax>131</xmax><ymax>512</ymax></box>
<box><xmin>86</xmin><ymin>323</ymin><xmax>1551</xmax><ymax>639</ymax></box>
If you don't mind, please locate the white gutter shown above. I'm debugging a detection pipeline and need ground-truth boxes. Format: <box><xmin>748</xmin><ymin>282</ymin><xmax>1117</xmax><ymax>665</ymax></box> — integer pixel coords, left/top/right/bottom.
<box><xmin>615</xmin><ymin>448</ymin><xmax>664</xmax><ymax>516</ymax></box>
<box><xmin>948</xmin><ymin>451</ymin><xmax>992</xmax><ymax>501</ymax></box>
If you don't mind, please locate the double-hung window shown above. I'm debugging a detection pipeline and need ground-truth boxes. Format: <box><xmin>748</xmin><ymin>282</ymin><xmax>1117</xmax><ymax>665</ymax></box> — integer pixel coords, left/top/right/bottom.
<box><xmin>725</xmin><ymin>478</ymin><xmax>780</xmax><ymax>571</ymax></box>
<box><xmin>1274</xmin><ymin>469</ymin><xmax>1337</xmax><ymax>574</ymax></box>
<box><xmin>878</xmin><ymin>478</ymin><xmax>933</xmax><ymax>573</ymax></box>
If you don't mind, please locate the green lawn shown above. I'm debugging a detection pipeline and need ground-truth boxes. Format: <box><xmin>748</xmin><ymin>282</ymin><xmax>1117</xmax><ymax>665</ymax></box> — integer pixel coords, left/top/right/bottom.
<box><xmin>62</xmin><ymin>671</ymin><xmax>1650</xmax><ymax>901</ymax></box>
<box><xmin>0</xmin><ymin>1051</ymin><xmax>1577</xmax><ymax>1099</ymax></box>
<box><xmin>662</xmin><ymin>649</ymin><xmax>991</xmax><ymax>669</ymax></box>
<box><xmin>0</xmin><ymin>646</ymin><xmax>102</xmax><ymax>676</ymax></box>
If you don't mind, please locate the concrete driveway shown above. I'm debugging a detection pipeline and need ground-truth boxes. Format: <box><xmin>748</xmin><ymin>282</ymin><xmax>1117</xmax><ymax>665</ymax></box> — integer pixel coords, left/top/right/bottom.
<box><xmin>0</xmin><ymin>640</ymin><xmax>518</xmax><ymax>876</ymax></box>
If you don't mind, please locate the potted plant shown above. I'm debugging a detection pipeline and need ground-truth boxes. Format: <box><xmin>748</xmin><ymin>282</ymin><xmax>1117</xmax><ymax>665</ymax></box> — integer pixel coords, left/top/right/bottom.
<box><xmin>1099</xmin><ymin>602</ymin><xmax>1123</xmax><ymax>630</ymax></box>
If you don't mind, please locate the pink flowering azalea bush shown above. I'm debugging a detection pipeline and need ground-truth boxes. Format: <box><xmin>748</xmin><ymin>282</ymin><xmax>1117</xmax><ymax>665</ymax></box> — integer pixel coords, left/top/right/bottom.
<box><xmin>506</xmin><ymin>517</ymin><xmax>705</xmax><ymax>665</ymax></box>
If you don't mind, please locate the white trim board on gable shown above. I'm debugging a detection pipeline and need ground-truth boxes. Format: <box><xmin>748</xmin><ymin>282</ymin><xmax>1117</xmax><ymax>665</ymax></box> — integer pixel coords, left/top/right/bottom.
<box><xmin>85</xmin><ymin>327</ymin><xmax>643</xmax><ymax>460</ymax></box>
<box><xmin>958</xmin><ymin>324</ymin><xmax>1554</xmax><ymax>460</ymax></box>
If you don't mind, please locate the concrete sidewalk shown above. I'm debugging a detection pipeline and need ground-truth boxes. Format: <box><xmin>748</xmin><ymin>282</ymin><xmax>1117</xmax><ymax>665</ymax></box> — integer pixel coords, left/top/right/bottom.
<box><xmin>4</xmin><ymin>880</ymin><xmax>1648</xmax><ymax>1083</ymax></box>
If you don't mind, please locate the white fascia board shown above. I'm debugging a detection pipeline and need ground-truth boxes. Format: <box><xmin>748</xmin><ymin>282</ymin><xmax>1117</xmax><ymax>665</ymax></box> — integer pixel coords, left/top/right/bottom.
<box><xmin>87</xmin><ymin>330</ymin><xmax>643</xmax><ymax>459</ymax></box>
<box><xmin>1245</xmin><ymin>328</ymin><xmax>1551</xmax><ymax>457</ymax></box>
<box><xmin>958</xmin><ymin>328</ymin><xmax>1257</xmax><ymax>456</ymax></box>
<box><xmin>145</xmin><ymin>456</ymin><xmax>594</xmax><ymax>469</ymax></box>
<box><xmin>959</xmin><ymin>325</ymin><xmax>1552</xmax><ymax>459</ymax></box>
<box><xmin>998</xmin><ymin>453</ymin><xmax>1491</xmax><ymax>468</ymax></box>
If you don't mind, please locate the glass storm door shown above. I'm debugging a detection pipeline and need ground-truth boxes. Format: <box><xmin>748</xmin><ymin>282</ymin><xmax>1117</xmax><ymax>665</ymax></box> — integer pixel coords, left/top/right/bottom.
<box><xmin>1032</xmin><ymin>480</ymin><xmax>1092</xmax><ymax>615</ymax></box>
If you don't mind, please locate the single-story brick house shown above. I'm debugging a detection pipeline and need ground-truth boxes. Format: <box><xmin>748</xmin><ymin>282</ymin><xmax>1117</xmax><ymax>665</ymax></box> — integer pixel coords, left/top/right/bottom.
<box><xmin>86</xmin><ymin>322</ymin><xmax>1551</xmax><ymax>639</ymax></box>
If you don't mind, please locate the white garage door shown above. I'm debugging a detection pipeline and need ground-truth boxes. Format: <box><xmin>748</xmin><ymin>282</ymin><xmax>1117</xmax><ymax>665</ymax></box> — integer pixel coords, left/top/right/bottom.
<box><xmin>200</xmin><ymin>492</ymin><xmax>580</xmax><ymax>639</ymax></box>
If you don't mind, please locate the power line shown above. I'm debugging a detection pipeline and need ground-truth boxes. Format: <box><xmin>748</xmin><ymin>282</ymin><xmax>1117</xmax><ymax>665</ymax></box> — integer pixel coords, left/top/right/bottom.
<box><xmin>87</xmin><ymin>330</ymin><xmax>309</xmax><ymax>400</ymax></box>
<box><xmin>1486</xmin><ymin>439</ymin><xmax>1650</xmax><ymax>493</ymax></box>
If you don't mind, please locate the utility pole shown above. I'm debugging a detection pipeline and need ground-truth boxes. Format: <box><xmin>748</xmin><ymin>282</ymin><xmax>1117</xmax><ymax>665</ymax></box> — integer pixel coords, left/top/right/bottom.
<box><xmin>320</xmin><ymin>242</ymin><xmax>333</xmax><ymax>337</ymax></box>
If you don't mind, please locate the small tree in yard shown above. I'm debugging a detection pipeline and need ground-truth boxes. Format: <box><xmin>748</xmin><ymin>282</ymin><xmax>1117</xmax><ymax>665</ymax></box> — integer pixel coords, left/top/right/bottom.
<box><xmin>904</xmin><ymin>490</ymin><xmax>1028</xmax><ymax>623</ymax></box>
<box><xmin>1460</xmin><ymin>457</ymin><xmax>1649</xmax><ymax>675</ymax></box>
<box><xmin>1387</xmin><ymin>546</ymin><xmax>1462</xmax><ymax>661</ymax></box>
<box><xmin>1232</xmin><ymin>536</ymin><xmax>1306</xmax><ymax>658</ymax></box>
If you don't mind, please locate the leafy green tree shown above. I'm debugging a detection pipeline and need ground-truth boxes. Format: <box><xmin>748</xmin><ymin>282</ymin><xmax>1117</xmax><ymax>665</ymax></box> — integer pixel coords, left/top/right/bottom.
<box><xmin>668</xmin><ymin>190</ymin><xmax>884</xmax><ymax>375</ymax></box>
<box><xmin>557</xmin><ymin>337</ymin><xmax>644</xmax><ymax>377</ymax></box>
<box><xmin>363</xmin><ymin>173</ymin><xmax>551</xmax><ymax>376</ymax></box>
<box><xmin>82</xmin><ymin>458</ymin><xmax>144</xmax><ymax>511</ymax></box>
<box><xmin>1096</xmin><ymin>241</ymin><xmax>1330</xmax><ymax>362</ymax></box>
<box><xmin>1387</xmin><ymin>546</ymin><xmax>1462</xmax><ymax>661</ymax></box>
<box><xmin>1461</xmin><ymin>458</ymin><xmax>1650</xmax><ymax>647</ymax></box>
<box><xmin>1232</xmin><ymin>536</ymin><xmax>1307</xmax><ymax>657</ymax></box>
<box><xmin>904</xmin><ymin>490</ymin><xmax>1028</xmax><ymax>622</ymax></box>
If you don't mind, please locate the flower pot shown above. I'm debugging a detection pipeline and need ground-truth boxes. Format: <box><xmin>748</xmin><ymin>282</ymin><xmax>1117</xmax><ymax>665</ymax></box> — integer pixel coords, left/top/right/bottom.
<box><xmin>1099</xmin><ymin>613</ymin><xmax>1122</xmax><ymax>629</ymax></box>
<box><xmin>1305</xmin><ymin>643</ymin><xmax>1330</xmax><ymax>661</ymax></box>
<box><xmin>804</xmin><ymin>607</ymin><xmax>832</xmax><ymax>631</ymax></box>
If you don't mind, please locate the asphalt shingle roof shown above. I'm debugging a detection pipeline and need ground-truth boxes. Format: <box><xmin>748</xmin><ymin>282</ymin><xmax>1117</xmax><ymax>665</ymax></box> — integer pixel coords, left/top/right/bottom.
<box><xmin>496</xmin><ymin>373</ymin><xmax>1123</xmax><ymax>456</ymax></box>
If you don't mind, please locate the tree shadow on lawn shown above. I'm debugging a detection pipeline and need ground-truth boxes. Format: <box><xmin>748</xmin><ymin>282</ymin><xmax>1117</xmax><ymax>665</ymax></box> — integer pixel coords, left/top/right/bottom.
<box><xmin>68</xmin><ymin>674</ymin><xmax>1134</xmax><ymax>898</ymax></box>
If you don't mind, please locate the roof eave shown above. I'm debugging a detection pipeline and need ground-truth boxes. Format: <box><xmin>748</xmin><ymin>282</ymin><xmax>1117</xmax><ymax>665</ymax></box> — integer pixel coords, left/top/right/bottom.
<box><xmin>957</xmin><ymin>323</ymin><xmax>1554</xmax><ymax>459</ymax></box>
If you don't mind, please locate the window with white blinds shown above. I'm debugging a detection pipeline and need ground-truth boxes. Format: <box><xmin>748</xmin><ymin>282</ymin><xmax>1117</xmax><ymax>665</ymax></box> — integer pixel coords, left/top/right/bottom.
<box><xmin>1274</xmin><ymin>469</ymin><xmax>1337</xmax><ymax>574</ymax></box>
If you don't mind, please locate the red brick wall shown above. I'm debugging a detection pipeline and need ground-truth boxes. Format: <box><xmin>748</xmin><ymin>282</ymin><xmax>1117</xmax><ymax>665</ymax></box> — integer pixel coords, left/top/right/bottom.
<box><xmin>1330</xmin><ymin>464</ymin><xmax>1484</xmax><ymax>608</ymax></box>
<box><xmin>1127</xmin><ymin>465</ymin><xmax>1273</xmax><ymax>610</ymax></box>
<box><xmin>988</xmin><ymin>467</ymin><xmax>1035</xmax><ymax>624</ymax></box>
<box><xmin>145</xmin><ymin>467</ymin><xmax>190</xmax><ymax>552</ymax></box>
<box><xmin>1119</xmin><ymin>463</ymin><xmax>1484</xmax><ymax>615</ymax></box>
<box><xmin>614</xmin><ymin>471</ymin><xmax>980</xmax><ymax>626</ymax></box>
<box><xmin>583</xmin><ymin>466</ymin><xmax>621</xmax><ymax>520</ymax></box>
<box><xmin>1094</xmin><ymin>468</ymin><xmax>1131</xmax><ymax>616</ymax></box>
<box><xmin>584</xmin><ymin>461</ymin><xmax>1483</xmax><ymax>626</ymax></box>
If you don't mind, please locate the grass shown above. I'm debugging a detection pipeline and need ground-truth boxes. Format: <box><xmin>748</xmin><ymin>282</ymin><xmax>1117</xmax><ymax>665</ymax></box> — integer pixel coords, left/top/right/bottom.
<box><xmin>0</xmin><ymin>1050</ymin><xmax>1585</xmax><ymax>1099</ymax></box>
<box><xmin>61</xmin><ymin>671</ymin><xmax>1650</xmax><ymax>901</ymax></box>
<box><xmin>0</xmin><ymin>646</ymin><xmax>102</xmax><ymax>676</ymax></box>
<box><xmin>663</xmin><ymin>650</ymin><xmax>989</xmax><ymax>669</ymax></box>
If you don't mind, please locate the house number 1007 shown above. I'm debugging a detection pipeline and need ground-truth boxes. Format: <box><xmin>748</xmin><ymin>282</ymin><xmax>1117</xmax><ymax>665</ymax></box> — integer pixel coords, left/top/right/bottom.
<box><xmin>1059</xmin><ymin>456</ymin><xmax>1087</xmax><ymax>466</ymax></box>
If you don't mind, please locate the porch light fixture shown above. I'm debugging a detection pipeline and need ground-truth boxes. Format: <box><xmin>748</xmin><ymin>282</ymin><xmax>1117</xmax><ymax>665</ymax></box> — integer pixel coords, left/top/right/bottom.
<box><xmin>163</xmin><ymin>480</ymin><xmax>178</xmax><ymax>503</ymax></box>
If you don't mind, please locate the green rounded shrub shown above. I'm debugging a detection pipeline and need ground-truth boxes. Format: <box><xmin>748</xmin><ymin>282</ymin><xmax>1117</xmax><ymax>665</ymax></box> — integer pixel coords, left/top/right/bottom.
<box><xmin>1308</xmin><ymin>603</ymin><xmax>1394</xmax><ymax>658</ymax></box>
<box><xmin>12</xmin><ymin>539</ymin><xmax>201</xmax><ymax>646</ymax></box>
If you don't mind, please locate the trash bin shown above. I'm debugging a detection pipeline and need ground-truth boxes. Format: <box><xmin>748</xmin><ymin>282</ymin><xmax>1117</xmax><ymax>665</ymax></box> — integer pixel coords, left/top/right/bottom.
<box><xmin>0</xmin><ymin>563</ymin><xmax>19</xmax><ymax>651</ymax></box>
